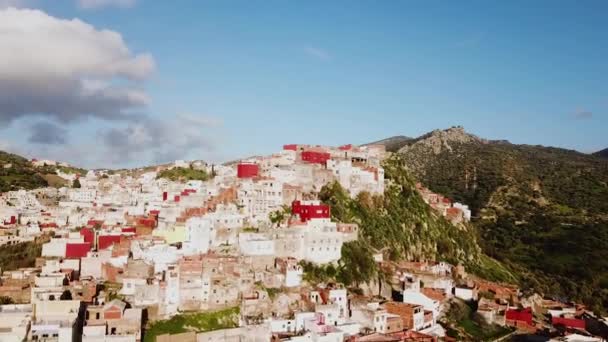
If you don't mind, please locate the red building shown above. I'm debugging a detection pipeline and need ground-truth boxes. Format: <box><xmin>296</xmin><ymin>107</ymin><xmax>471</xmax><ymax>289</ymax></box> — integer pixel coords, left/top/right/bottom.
<box><xmin>506</xmin><ymin>307</ymin><xmax>533</xmax><ymax>326</ymax></box>
<box><xmin>98</xmin><ymin>235</ymin><xmax>122</xmax><ymax>250</ymax></box>
<box><xmin>338</xmin><ymin>144</ymin><xmax>353</xmax><ymax>151</ymax></box>
<box><xmin>87</xmin><ymin>219</ymin><xmax>104</xmax><ymax>227</ymax></box>
<box><xmin>162</xmin><ymin>191</ymin><xmax>168</xmax><ymax>201</ymax></box>
<box><xmin>65</xmin><ymin>242</ymin><xmax>91</xmax><ymax>258</ymax></box>
<box><xmin>237</xmin><ymin>163</ymin><xmax>259</xmax><ymax>178</ymax></box>
<box><xmin>301</xmin><ymin>151</ymin><xmax>331</xmax><ymax>165</ymax></box>
<box><xmin>292</xmin><ymin>200</ymin><xmax>330</xmax><ymax>222</ymax></box>
<box><xmin>552</xmin><ymin>316</ymin><xmax>586</xmax><ymax>330</ymax></box>
<box><xmin>80</xmin><ymin>228</ymin><xmax>95</xmax><ymax>244</ymax></box>
<box><xmin>121</xmin><ymin>227</ymin><xmax>136</xmax><ymax>234</ymax></box>
<box><xmin>283</xmin><ymin>144</ymin><xmax>298</xmax><ymax>151</ymax></box>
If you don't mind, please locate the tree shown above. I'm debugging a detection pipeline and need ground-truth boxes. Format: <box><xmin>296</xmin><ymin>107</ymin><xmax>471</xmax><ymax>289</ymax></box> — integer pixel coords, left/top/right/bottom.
<box><xmin>72</xmin><ymin>178</ymin><xmax>81</xmax><ymax>188</ymax></box>
<box><xmin>60</xmin><ymin>290</ymin><xmax>72</xmax><ymax>300</ymax></box>
<box><xmin>0</xmin><ymin>296</ymin><xmax>14</xmax><ymax>304</ymax></box>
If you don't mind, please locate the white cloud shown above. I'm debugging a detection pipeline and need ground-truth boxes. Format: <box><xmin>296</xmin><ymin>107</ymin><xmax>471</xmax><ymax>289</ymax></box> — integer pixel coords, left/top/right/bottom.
<box><xmin>99</xmin><ymin>115</ymin><xmax>221</xmax><ymax>167</ymax></box>
<box><xmin>77</xmin><ymin>0</ymin><xmax>137</xmax><ymax>10</ymax></box>
<box><xmin>0</xmin><ymin>7</ymin><xmax>155</xmax><ymax>124</ymax></box>
<box><xmin>303</xmin><ymin>46</ymin><xmax>332</xmax><ymax>61</ymax></box>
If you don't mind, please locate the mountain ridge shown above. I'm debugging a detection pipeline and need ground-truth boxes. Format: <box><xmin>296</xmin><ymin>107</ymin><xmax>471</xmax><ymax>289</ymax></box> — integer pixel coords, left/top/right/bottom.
<box><xmin>593</xmin><ymin>148</ymin><xmax>608</xmax><ymax>159</ymax></box>
<box><xmin>395</xmin><ymin>127</ymin><xmax>608</xmax><ymax>312</ymax></box>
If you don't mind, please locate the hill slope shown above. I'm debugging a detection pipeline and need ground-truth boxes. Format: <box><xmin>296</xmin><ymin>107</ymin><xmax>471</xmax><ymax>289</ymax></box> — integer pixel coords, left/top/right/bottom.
<box><xmin>362</xmin><ymin>135</ymin><xmax>413</xmax><ymax>152</ymax></box>
<box><xmin>593</xmin><ymin>148</ymin><xmax>608</xmax><ymax>159</ymax></box>
<box><xmin>397</xmin><ymin>127</ymin><xmax>608</xmax><ymax>312</ymax></box>
<box><xmin>0</xmin><ymin>150</ymin><xmax>86</xmax><ymax>192</ymax></box>
<box><xmin>317</xmin><ymin>155</ymin><xmax>515</xmax><ymax>285</ymax></box>
<box><xmin>0</xmin><ymin>151</ymin><xmax>48</xmax><ymax>192</ymax></box>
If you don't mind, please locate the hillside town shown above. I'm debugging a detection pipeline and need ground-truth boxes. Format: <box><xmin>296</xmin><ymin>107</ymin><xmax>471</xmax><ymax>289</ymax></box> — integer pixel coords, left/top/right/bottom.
<box><xmin>0</xmin><ymin>143</ymin><xmax>605</xmax><ymax>342</ymax></box>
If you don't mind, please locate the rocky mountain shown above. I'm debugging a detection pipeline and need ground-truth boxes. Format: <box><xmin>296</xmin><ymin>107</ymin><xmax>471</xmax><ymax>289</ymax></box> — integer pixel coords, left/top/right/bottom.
<box><xmin>593</xmin><ymin>148</ymin><xmax>608</xmax><ymax>159</ymax></box>
<box><xmin>396</xmin><ymin>127</ymin><xmax>608</xmax><ymax>312</ymax></box>
<box><xmin>362</xmin><ymin>135</ymin><xmax>413</xmax><ymax>152</ymax></box>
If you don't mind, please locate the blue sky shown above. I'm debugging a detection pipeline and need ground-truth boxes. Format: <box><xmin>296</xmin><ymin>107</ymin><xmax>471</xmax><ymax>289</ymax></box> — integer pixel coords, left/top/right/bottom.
<box><xmin>1</xmin><ymin>0</ymin><xmax>607</xmax><ymax>167</ymax></box>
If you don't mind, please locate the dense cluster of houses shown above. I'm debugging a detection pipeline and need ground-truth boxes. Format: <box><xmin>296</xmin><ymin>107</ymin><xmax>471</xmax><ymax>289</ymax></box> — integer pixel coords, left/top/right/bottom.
<box><xmin>415</xmin><ymin>184</ymin><xmax>471</xmax><ymax>224</ymax></box>
<box><xmin>0</xmin><ymin>144</ymin><xmax>605</xmax><ymax>342</ymax></box>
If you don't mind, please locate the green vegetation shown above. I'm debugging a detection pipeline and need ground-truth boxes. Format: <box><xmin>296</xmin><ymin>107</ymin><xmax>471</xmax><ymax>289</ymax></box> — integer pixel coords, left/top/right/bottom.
<box><xmin>0</xmin><ymin>296</ymin><xmax>15</xmax><ymax>304</ymax></box>
<box><xmin>156</xmin><ymin>167</ymin><xmax>210</xmax><ymax>182</ymax></box>
<box><xmin>144</xmin><ymin>307</ymin><xmax>239</xmax><ymax>342</ymax></box>
<box><xmin>0</xmin><ymin>150</ymin><xmax>88</xmax><ymax>192</ymax></box>
<box><xmin>299</xmin><ymin>240</ymin><xmax>379</xmax><ymax>287</ymax></box>
<box><xmin>399</xmin><ymin>135</ymin><xmax>608</xmax><ymax>311</ymax></box>
<box><xmin>441</xmin><ymin>298</ymin><xmax>513</xmax><ymax>341</ymax></box>
<box><xmin>0</xmin><ymin>241</ymin><xmax>42</xmax><ymax>271</ymax></box>
<box><xmin>308</xmin><ymin>155</ymin><xmax>513</xmax><ymax>288</ymax></box>
<box><xmin>269</xmin><ymin>205</ymin><xmax>291</xmax><ymax>227</ymax></box>
<box><xmin>0</xmin><ymin>151</ymin><xmax>48</xmax><ymax>192</ymax></box>
<box><xmin>72</xmin><ymin>178</ymin><xmax>81</xmax><ymax>188</ymax></box>
<box><xmin>254</xmin><ymin>281</ymin><xmax>282</xmax><ymax>300</ymax></box>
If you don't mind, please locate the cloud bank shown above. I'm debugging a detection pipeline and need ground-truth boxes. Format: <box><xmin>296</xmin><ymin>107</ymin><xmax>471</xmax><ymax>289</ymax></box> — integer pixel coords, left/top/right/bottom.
<box><xmin>0</xmin><ymin>7</ymin><xmax>154</xmax><ymax>125</ymax></box>
<box><xmin>0</xmin><ymin>7</ymin><xmax>220</xmax><ymax>168</ymax></box>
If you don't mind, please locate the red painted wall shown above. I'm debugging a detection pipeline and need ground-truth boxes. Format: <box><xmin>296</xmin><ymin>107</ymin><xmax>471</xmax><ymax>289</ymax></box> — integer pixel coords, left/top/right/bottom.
<box><xmin>121</xmin><ymin>227</ymin><xmax>136</xmax><ymax>233</ymax></box>
<box><xmin>237</xmin><ymin>163</ymin><xmax>259</xmax><ymax>178</ymax></box>
<box><xmin>65</xmin><ymin>242</ymin><xmax>91</xmax><ymax>258</ymax></box>
<box><xmin>162</xmin><ymin>191</ymin><xmax>168</xmax><ymax>201</ymax></box>
<box><xmin>292</xmin><ymin>200</ymin><xmax>331</xmax><ymax>222</ymax></box>
<box><xmin>283</xmin><ymin>144</ymin><xmax>297</xmax><ymax>151</ymax></box>
<box><xmin>301</xmin><ymin>151</ymin><xmax>330</xmax><ymax>165</ymax></box>
<box><xmin>552</xmin><ymin>317</ymin><xmax>586</xmax><ymax>329</ymax></box>
<box><xmin>80</xmin><ymin>228</ymin><xmax>95</xmax><ymax>244</ymax></box>
<box><xmin>339</xmin><ymin>144</ymin><xmax>352</xmax><ymax>150</ymax></box>
<box><xmin>98</xmin><ymin>235</ymin><xmax>122</xmax><ymax>250</ymax></box>
<box><xmin>506</xmin><ymin>308</ymin><xmax>533</xmax><ymax>326</ymax></box>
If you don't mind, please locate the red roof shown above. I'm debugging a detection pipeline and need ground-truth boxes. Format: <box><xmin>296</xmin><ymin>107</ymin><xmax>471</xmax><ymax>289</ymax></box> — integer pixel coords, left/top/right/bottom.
<box><xmin>552</xmin><ymin>316</ymin><xmax>586</xmax><ymax>330</ymax></box>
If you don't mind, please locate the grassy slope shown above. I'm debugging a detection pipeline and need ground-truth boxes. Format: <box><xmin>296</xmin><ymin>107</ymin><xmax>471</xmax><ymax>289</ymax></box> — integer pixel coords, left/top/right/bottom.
<box><xmin>317</xmin><ymin>155</ymin><xmax>514</xmax><ymax>285</ymax></box>
<box><xmin>0</xmin><ymin>241</ymin><xmax>43</xmax><ymax>271</ymax></box>
<box><xmin>156</xmin><ymin>167</ymin><xmax>210</xmax><ymax>182</ymax></box>
<box><xmin>144</xmin><ymin>307</ymin><xmax>239</xmax><ymax>342</ymax></box>
<box><xmin>0</xmin><ymin>151</ymin><xmax>48</xmax><ymax>192</ymax></box>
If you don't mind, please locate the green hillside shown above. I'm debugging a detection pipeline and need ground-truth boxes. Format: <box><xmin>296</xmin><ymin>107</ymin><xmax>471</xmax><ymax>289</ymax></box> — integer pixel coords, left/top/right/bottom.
<box><xmin>314</xmin><ymin>154</ymin><xmax>514</xmax><ymax>287</ymax></box>
<box><xmin>0</xmin><ymin>151</ymin><xmax>48</xmax><ymax>192</ymax></box>
<box><xmin>398</xmin><ymin>127</ymin><xmax>608</xmax><ymax>312</ymax></box>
